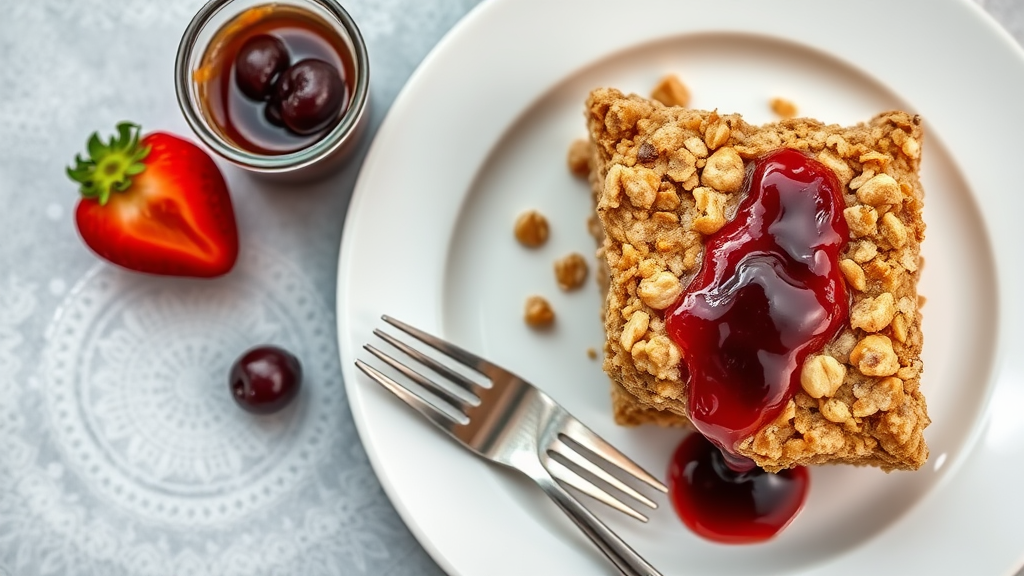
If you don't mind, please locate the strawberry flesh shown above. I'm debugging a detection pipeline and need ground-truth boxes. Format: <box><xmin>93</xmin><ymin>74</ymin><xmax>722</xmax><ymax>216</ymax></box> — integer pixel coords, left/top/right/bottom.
<box><xmin>68</xmin><ymin>123</ymin><xmax>239</xmax><ymax>278</ymax></box>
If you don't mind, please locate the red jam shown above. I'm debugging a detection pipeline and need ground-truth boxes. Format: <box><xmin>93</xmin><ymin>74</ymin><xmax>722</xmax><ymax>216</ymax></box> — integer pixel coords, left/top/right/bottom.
<box><xmin>664</xmin><ymin>148</ymin><xmax>848</xmax><ymax>543</ymax></box>
<box><xmin>668</xmin><ymin>433</ymin><xmax>809</xmax><ymax>544</ymax></box>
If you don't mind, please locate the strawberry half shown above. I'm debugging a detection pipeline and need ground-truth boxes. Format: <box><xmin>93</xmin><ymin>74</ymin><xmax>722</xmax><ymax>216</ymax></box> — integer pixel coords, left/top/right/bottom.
<box><xmin>67</xmin><ymin>123</ymin><xmax>239</xmax><ymax>277</ymax></box>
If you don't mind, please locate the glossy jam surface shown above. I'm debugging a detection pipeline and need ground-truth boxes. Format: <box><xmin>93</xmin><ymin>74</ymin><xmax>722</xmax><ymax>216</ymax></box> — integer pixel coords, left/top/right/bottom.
<box><xmin>197</xmin><ymin>5</ymin><xmax>355</xmax><ymax>155</ymax></box>
<box><xmin>668</xmin><ymin>433</ymin><xmax>809</xmax><ymax>544</ymax></box>
<box><xmin>666</xmin><ymin>147</ymin><xmax>849</xmax><ymax>460</ymax></box>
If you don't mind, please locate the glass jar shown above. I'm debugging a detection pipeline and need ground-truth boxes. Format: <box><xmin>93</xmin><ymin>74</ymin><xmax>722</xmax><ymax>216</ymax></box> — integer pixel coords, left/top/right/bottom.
<box><xmin>175</xmin><ymin>0</ymin><xmax>369</xmax><ymax>179</ymax></box>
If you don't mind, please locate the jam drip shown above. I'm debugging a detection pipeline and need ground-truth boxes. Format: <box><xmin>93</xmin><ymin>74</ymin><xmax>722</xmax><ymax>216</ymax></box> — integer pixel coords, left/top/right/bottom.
<box><xmin>668</xmin><ymin>433</ymin><xmax>809</xmax><ymax>544</ymax></box>
<box><xmin>666</xmin><ymin>147</ymin><xmax>849</xmax><ymax>461</ymax></box>
<box><xmin>664</xmin><ymin>148</ymin><xmax>848</xmax><ymax>544</ymax></box>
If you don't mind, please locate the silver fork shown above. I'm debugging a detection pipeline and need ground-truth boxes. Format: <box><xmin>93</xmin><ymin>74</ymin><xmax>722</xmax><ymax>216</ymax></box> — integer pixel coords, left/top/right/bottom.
<box><xmin>355</xmin><ymin>315</ymin><xmax>666</xmax><ymax>576</ymax></box>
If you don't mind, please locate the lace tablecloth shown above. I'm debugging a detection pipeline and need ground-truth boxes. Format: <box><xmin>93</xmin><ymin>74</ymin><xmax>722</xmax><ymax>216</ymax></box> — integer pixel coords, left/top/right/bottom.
<box><xmin>0</xmin><ymin>1</ymin><xmax>1020</xmax><ymax>575</ymax></box>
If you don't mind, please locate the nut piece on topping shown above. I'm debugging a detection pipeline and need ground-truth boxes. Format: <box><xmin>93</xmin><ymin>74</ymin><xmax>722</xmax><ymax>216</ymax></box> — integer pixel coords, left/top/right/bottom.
<box><xmin>623</xmin><ymin>167</ymin><xmax>660</xmax><ymax>209</ymax></box>
<box><xmin>692</xmin><ymin>187</ymin><xmax>729</xmax><ymax>235</ymax></box>
<box><xmin>554</xmin><ymin>252</ymin><xmax>589</xmax><ymax>291</ymax></box>
<box><xmin>524</xmin><ymin>295</ymin><xmax>555</xmax><ymax>327</ymax></box>
<box><xmin>850</xmin><ymin>334</ymin><xmax>900</xmax><ymax>377</ymax></box>
<box><xmin>638</xmin><ymin>271</ymin><xmax>683</xmax><ymax>310</ymax></box>
<box><xmin>700</xmin><ymin>147</ymin><xmax>744</xmax><ymax>192</ymax></box>
<box><xmin>703</xmin><ymin>116</ymin><xmax>731</xmax><ymax>150</ymax></box>
<box><xmin>513</xmin><ymin>210</ymin><xmax>549</xmax><ymax>248</ymax></box>
<box><xmin>856</xmin><ymin>173</ymin><xmax>903</xmax><ymax>207</ymax></box>
<box><xmin>850</xmin><ymin>292</ymin><xmax>897</xmax><ymax>333</ymax></box>
<box><xmin>839</xmin><ymin>259</ymin><xmax>867</xmax><ymax>292</ymax></box>
<box><xmin>844</xmin><ymin>205</ymin><xmax>879</xmax><ymax>238</ymax></box>
<box><xmin>620</xmin><ymin>310</ymin><xmax>650</xmax><ymax>353</ymax></box>
<box><xmin>880</xmin><ymin>212</ymin><xmax>909</xmax><ymax>248</ymax></box>
<box><xmin>800</xmin><ymin>355</ymin><xmax>847</xmax><ymax>399</ymax></box>
<box><xmin>850</xmin><ymin>240</ymin><xmax>878</xmax><ymax>263</ymax></box>
<box><xmin>650</xmin><ymin>74</ymin><xmax>690</xmax><ymax>107</ymax></box>
<box><xmin>852</xmin><ymin>376</ymin><xmax>905</xmax><ymax>417</ymax></box>
<box><xmin>820</xmin><ymin>397</ymin><xmax>852</xmax><ymax>424</ymax></box>
<box><xmin>770</xmin><ymin>97</ymin><xmax>798</xmax><ymax>119</ymax></box>
<box><xmin>631</xmin><ymin>334</ymin><xmax>682</xmax><ymax>381</ymax></box>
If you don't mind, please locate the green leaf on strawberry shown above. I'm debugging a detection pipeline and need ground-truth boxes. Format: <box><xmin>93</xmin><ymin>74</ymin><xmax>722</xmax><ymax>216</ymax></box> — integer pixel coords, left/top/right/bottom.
<box><xmin>67</xmin><ymin>123</ymin><xmax>240</xmax><ymax>278</ymax></box>
<box><xmin>67</xmin><ymin>122</ymin><xmax>152</xmax><ymax>205</ymax></box>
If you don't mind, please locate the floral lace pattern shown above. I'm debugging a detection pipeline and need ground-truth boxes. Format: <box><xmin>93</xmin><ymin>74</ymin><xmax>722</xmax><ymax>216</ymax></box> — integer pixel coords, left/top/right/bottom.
<box><xmin>0</xmin><ymin>250</ymin><xmax>421</xmax><ymax>575</ymax></box>
<box><xmin>44</xmin><ymin>251</ymin><xmax>340</xmax><ymax>526</ymax></box>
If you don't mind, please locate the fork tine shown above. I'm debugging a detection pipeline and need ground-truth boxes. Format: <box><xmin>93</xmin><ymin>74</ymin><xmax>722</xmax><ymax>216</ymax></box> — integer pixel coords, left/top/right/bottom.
<box><xmin>549</xmin><ymin>437</ymin><xmax>657</xmax><ymax>510</ymax></box>
<box><xmin>364</xmin><ymin>344</ymin><xmax>477</xmax><ymax>413</ymax></box>
<box><xmin>544</xmin><ymin>452</ymin><xmax>649</xmax><ymax>522</ymax></box>
<box><xmin>373</xmin><ymin>328</ymin><xmax>486</xmax><ymax>397</ymax></box>
<box><xmin>560</xmin><ymin>418</ymin><xmax>668</xmax><ymax>493</ymax></box>
<box><xmin>382</xmin><ymin>315</ymin><xmax>499</xmax><ymax>376</ymax></box>
<box><xmin>355</xmin><ymin>360</ymin><xmax>467</xmax><ymax>427</ymax></box>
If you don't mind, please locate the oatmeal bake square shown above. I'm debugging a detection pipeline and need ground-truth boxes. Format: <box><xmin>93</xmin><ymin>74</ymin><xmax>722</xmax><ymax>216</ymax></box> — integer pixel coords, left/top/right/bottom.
<box><xmin>585</xmin><ymin>87</ymin><xmax>929</xmax><ymax>472</ymax></box>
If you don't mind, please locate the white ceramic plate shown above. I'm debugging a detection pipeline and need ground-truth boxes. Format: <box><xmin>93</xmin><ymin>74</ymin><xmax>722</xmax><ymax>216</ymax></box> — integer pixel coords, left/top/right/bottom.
<box><xmin>338</xmin><ymin>0</ymin><xmax>1024</xmax><ymax>574</ymax></box>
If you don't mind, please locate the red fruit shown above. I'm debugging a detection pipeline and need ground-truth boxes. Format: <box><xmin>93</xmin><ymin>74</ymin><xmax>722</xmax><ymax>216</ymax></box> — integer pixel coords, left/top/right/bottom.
<box><xmin>234</xmin><ymin>34</ymin><xmax>290</xmax><ymax>101</ymax></box>
<box><xmin>273</xmin><ymin>59</ymin><xmax>347</xmax><ymax>135</ymax></box>
<box><xmin>229</xmin><ymin>346</ymin><xmax>303</xmax><ymax>414</ymax></box>
<box><xmin>67</xmin><ymin>122</ymin><xmax>239</xmax><ymax>277</ymax></box>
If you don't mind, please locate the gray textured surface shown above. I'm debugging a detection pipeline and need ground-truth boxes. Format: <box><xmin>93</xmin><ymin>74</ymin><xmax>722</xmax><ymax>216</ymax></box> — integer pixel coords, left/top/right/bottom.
<box><xmin>0</xmin><ymin>1</ymin><xmax>1020</xmax><ymax>575</ymax></box>
<box><xmin>978</xmin><ymin>0</ymin><xmax>1024</xmax><ymax>43</ymax></box>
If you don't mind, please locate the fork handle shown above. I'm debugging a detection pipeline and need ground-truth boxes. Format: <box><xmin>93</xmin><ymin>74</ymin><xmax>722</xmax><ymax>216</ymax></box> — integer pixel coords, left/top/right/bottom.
<box><xmin>535</xmin><ymin>475</ymin><xmax>662</xmax><ymax>576</ymax></box>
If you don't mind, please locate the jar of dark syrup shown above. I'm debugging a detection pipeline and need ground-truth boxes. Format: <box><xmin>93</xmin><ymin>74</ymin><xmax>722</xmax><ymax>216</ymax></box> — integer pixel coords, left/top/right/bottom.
<box><xmin>176</xmin><ymin>0</ymin><xmax>369</xmax><ymax>179</ymax></box>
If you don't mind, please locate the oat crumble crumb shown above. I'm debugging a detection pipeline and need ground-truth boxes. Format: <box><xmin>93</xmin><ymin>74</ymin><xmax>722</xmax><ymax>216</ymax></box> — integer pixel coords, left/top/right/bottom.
<box><xmin>567</xmin><ymin>138</ymin><xmax>592</xmax><ymax>177</ymax></box>
<box><xmin>650</xmin><ymin>74</ymin><xmax>690</xmax><ymax>108</ymax></box>
<box><xmin>770</xmin><ymin>97</ymin><xmax>798</xmax><ymax>119</ymax></box>
<box><xmin>524</xmin><ymin>295</ymin><xmax>555</xmax><ymax>327</ymax></box>
<box><xmin>514</xmin><ymin>210</ymin><xmax>549</xmax><ymax>248</ymax></box>
<box><xmin>554</xmin><ymin>252</ymin><xmax>588</xmax><ymax>291</ymax></box>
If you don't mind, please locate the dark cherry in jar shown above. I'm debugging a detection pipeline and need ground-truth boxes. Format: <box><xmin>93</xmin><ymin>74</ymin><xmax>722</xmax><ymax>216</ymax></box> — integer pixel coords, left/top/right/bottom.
<box><xmin>234</xmin><ymin>34</ymin><xmax>290</xmax><ymax>101</ymax></box>
<box><xmin>273</xmin><ymin>58</ymin><xmax>348</xmax><ymax>135</ymax></box>
<box><xmin>197</xmin><ymin>5</ymin><xmax>356</xmax><ymax>155</ymax></box>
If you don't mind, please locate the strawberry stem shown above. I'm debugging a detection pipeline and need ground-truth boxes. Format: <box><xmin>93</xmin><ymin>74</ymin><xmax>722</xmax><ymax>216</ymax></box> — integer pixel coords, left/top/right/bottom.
<box><xmin>67</xmin><ymin>122</ymin><xmax>152</xmax><ymax>205</ymax></box>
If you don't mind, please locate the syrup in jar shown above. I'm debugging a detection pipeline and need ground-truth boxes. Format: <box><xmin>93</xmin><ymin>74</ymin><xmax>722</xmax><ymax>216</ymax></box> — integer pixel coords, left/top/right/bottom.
<box><xmin>195</xmin><ymin>4</ymin><xmax>357</xmax><ymax>155</ymax></box>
